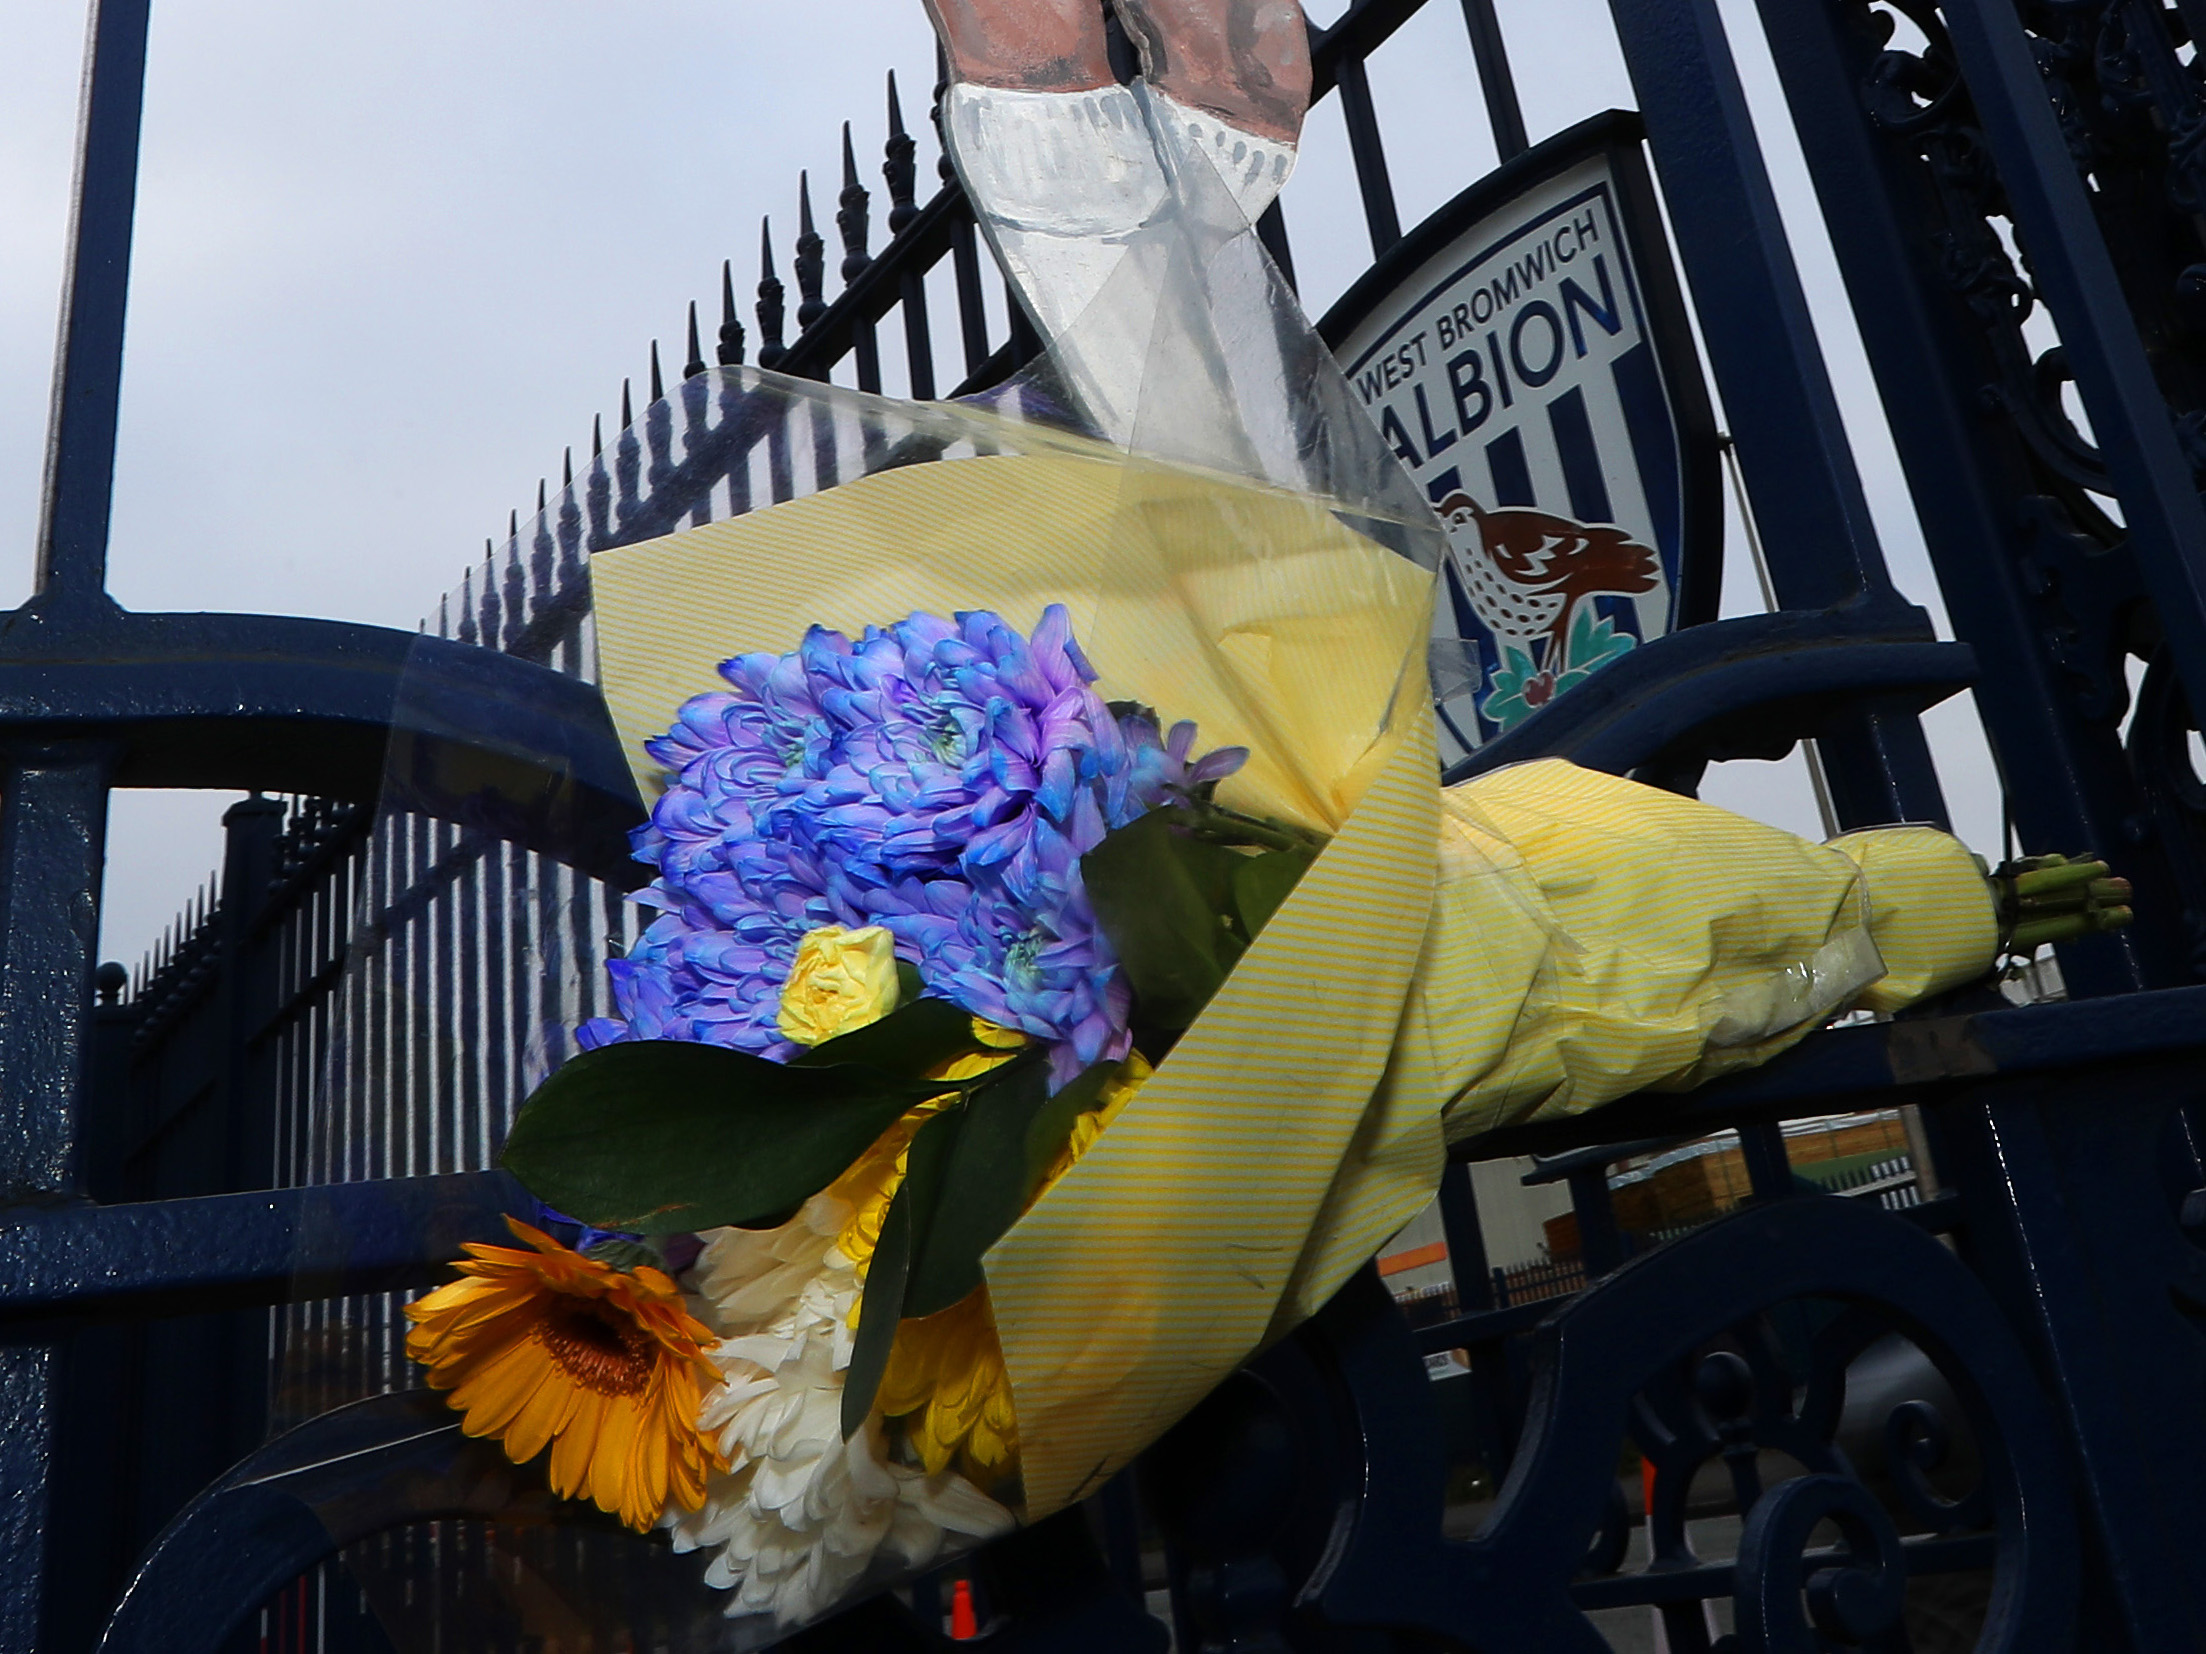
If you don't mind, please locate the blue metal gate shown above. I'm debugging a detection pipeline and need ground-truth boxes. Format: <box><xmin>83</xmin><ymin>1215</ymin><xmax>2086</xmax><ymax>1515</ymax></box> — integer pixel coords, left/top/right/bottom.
<box><xmin>7</xmin><ymin>0</ymin><xmax>2206</xmax><ymax>1648</ymax></box>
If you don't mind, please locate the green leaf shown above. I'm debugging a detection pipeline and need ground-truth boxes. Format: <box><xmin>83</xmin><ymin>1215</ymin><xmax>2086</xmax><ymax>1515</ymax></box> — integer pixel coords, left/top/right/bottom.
<box><xmin>896</xmin><ymin>961</ymin><xmax>927</xmax><ymax>1006</ymax></box>
<box><xmin>1020</xmin><ymin>1061</ymin><xmax>1118</xmax><ymax>1197</ymax></box>
<box><xmin>582</xmin><ymin>1238</ymin><xmax>666</xmax><ymax>1274</ymax></box>
<box><xmin>842</xmin><ymin>1169</ymin><xmax>913</xmax><ymax>1439</ymax></box>
<box><xmin>1232</xmin><ymin>846</ymin><xmax>1316</xmax><ymax>942</ymax></box>
<box><xmin>789</xmin><ymin>995</ymin><xmax>983</xmax><ymax>1078</ymax></box>
<box><xmin>500</xmin><ymin>1040</ymin><xmax>943</xmax><ymax>1235</ymax></box>
<box><xmin>904</xmin><ymin>1058</ymin><xmax>1055</xmax><ymax>1317</ymax></box>
<box><xmin>1082</xmin><ymin>808</ymin><xmax>1246</xmax><ymax>1028</ymax></box>
<box><xmin>842</xmin><ymin>1106</ymin><xmax>957</xmax><ymax>1439</ymax></box>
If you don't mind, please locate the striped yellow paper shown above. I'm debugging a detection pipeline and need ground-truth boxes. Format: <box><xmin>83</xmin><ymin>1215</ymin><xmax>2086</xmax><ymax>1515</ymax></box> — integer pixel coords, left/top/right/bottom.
<box><xmin>589</xmin><ymin>446</ymin><xmax>1998</xmax><ymax>1519</ymax></box>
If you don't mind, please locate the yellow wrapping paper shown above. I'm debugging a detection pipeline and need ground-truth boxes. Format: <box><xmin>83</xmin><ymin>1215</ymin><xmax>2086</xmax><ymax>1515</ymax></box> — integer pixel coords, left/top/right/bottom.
<box><xmin>589</xmin><ymin>447</ymin><xmax>1999</xmax><ymax>1517</ymax></box>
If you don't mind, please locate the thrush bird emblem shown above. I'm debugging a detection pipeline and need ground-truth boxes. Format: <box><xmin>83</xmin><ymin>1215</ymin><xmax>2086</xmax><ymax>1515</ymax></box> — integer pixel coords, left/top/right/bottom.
<box><xmin>1437</xmin><ymin>491</ymin><xmax>1660</xmax><ymax>723</ymax></box>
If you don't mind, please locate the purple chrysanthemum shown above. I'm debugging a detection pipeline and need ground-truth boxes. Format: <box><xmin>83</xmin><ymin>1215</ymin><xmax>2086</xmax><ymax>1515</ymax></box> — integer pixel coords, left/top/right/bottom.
<box><xmin>578</xmin><ymin>604</ymin><xmax>1243</xmax><ymax>1083</ymax></box>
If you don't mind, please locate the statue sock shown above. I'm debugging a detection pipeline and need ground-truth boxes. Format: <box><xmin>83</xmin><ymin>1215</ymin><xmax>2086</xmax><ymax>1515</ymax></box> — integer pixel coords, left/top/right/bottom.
<box><xmin>943</xmin><ymin>80</ymin><xmax>1298</xmax><ymax>460</ymax></box>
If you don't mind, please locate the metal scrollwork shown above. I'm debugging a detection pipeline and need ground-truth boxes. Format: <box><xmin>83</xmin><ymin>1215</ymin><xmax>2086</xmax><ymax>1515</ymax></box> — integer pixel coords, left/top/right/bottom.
<box><xmin>1735</xmin><ymin>1474</ymin><xmax>1909</xmax><ymax>1652</ymax></box>
<box><xmin>1841</xmin><ymin>0</ymin><xmax>2206</xmax><ymax>976</ymax></box>
<box><xmin>1882</xmin><ymin>1397</ymin><xmax>1993</xmax><ymax>1535</ymax></box>
<box><xmin>1852</xmin><ymin>0</ymin><xmax>2140</xmax><ymax>524</ymax></box>
<box><xmin>1144</xmin><ymin>1197</ymin><xmax>2078</xmax><ymax>1650</ymax></box>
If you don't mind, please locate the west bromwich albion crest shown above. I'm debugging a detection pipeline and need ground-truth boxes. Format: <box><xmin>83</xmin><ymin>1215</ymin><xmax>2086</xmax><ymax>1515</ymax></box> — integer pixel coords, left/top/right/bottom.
<box><xmin>1320</xmin><ymin>111</ymin><xmax>1719</xmax><ymax>767</ymax></box>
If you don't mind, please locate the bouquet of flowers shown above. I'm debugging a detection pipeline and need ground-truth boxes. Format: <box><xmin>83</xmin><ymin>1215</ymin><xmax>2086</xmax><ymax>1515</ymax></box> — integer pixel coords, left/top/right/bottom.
<box><xmin>410</xmin><ymin>582</ymin><xmax>1363</xmax><ymax>1622</ymax></box>
<box><xmin>394</xmin><ymin>385</ymin><xmax>2124</xmax><ymax>1641</ymax></box>
<box><xmin>391</xmin><ymin>43</ymin><xmax>2127</xmax><ymax>1628</ymax></box>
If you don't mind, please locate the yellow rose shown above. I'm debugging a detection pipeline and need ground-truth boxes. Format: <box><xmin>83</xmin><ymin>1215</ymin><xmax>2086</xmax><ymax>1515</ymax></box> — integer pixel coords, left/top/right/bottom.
<box><xmin>776</xmin><ymin>925</ymin><xmax>901</xmax><ymax>1046</ymax></box>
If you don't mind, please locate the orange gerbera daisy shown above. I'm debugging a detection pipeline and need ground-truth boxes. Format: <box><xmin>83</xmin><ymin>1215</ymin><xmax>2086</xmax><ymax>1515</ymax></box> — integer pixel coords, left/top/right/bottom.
<box><xmin>404</xmin><ymin>1217</ymin><xmax>728</xmax><ymax>1532</ymax></box>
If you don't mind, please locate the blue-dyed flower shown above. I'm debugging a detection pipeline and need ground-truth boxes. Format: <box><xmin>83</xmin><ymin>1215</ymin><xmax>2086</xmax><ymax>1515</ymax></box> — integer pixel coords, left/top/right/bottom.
<box><xmin>579</xmin><ymin>604</ymin><xmax>1244</xmax><ymax>1085</ymax></box>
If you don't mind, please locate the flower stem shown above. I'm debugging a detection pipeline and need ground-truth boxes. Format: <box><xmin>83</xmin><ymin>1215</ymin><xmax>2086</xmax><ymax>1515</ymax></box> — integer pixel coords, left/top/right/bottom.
<box><xmin>1991</xmin><ymin>853</ymin><xmax>2135</xmax><ymax>953</ymax></box>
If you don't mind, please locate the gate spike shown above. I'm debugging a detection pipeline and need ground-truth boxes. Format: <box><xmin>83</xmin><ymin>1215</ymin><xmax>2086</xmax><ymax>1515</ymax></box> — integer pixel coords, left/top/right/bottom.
<box><xmin>885</xmin><ymin>71</ymin><xmax>918</xmax><ymax>234</ymax></box>
<box><xmin>479</xmin><ymin>536</ymin><xmax>504</xmax><ymax>653</ymax></box>
<box><xmin>758</xmin><ymin>217</ymin><xmax>788</xmax><ymax>369</ymax></box>
<box><xmin>563</xmin><ymin>446</ymin><xmax>573</xmax><ymax>487</ymax></box>
<box><xmin>592</xmin><ymin>414</ymin><xmax>604</xmax><ymax>458</ymax></box>
<box><xmin>718</xmin><ymin>259</ymin><xmax>747</xmax><ymax>367</ymax></box>
<box><xmin>649</xmin><ymin>342</ymin><xmax>664</xmax><ymax>404</ymax></box>
<box><xmin>537</xmin><ymin>478</ymin><xmax>547</xmax><ymax>513</ymax></box>
<box><xmin>621</xmin><ymin>378</ymin><xmax>634</xmax><ymax>430</ymax></box>
<box><xmin>437</xmin><ymin>593</ymin><xmax>450</xmax><ymax>639</ymax></box>
<box><xmin>684</xmin><ymin>300</ymin><xmax>707</xmax><ymax>380</ymax></box>
<box><xmin>838</xmin><ymin>122</ymin><xmax>872</xmax><ymax>285</ymax></box>
<box><xmin>795</xmin><ymin>172</ymin><xmax>827</xmax><ymax>330</ymax></box>
<box><xmin>509</xmin><ymin>508</ymin><xmax>519</xmax><ymax>544</ymax></box>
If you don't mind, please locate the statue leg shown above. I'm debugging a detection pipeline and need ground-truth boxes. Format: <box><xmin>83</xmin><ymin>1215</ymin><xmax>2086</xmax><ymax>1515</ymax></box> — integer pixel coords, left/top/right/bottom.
<box><xmin>925</xmin><ymin>0</ymin><xmax>1171</xmax><ymax>438</ymax></box>
<box><xmin>1108</xmin><ymin>0</ymin><xmax>1312</xmax><ymax>145</ymax></box>
<box><xmin>922</xmin><ymin>0</ymin><xmax>1320</xmax><ymax>478</ymax></box>
<box><xmin>922</xmin><ymin>0</ymin><xmax>1114</xmax><ymax>92</ymax></box>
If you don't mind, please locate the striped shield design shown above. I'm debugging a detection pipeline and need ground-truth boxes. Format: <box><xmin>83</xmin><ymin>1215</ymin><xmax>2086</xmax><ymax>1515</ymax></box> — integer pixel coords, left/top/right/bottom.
<box><xmin>1321</xmin><ymin>112</ymin><xmax>1719</xmax><ymax>767</ymax></box>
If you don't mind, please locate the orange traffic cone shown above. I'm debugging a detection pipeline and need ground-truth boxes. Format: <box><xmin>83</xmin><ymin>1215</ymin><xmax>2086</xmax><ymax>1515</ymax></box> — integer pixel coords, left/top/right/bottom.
<box><xmin>950</xmin><ymin>1577</ymin><xmax>978</xmax><ymax>1640</ymax></box>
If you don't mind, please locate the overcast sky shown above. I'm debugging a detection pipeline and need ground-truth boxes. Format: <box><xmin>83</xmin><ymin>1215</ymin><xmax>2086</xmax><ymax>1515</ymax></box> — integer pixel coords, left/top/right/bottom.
<box><xmin>0</xmin><ymin>0</ymin><xmax>2002</xmax><ymax>974</ymax></box>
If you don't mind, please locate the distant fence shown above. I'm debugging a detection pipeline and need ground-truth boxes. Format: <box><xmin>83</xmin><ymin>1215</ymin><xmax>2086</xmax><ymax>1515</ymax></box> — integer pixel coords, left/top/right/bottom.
<box><xmin>1818</xmin><ymin>1152</ymin><xmax>1924</xmax><ymax>1212</ymax></box>
<box><xmin>1386</xmin><ymin>1148</ymin><xmax>1925</xmax><ymax>1334</ymax></box>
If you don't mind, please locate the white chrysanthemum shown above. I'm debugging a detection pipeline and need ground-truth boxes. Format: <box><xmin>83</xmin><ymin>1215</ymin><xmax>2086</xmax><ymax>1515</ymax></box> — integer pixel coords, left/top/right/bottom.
<box><xmin>667</xmin><ymin>1190</ymin><xmax>1015</xmax><ymax>1628</ymax></box>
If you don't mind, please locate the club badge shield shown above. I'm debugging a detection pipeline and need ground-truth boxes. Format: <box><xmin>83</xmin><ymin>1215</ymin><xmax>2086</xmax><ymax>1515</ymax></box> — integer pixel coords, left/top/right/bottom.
<box><xmin>1320</xmin><ymin>111</ymin><xmax>1720</xmax><ymax>766</ymax></box>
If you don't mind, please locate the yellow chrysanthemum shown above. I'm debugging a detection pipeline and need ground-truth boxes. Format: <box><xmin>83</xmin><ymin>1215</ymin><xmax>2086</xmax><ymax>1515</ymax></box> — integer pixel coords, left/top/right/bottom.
<box><xmin>879</xmin><ymin>1288</ymin><xmax>1020</xmax><ymax>1482</ymax></box>
<box><xmin>851</xmin><ymin>1049</ymin><xmax>1152</xmax><ymax>1488</ymax></box>
<box><xmin>404</xmin><ymin>1217</ymin><xmax>728</xmax><ymax>1532</ymax></box>
<box><xmin>1039</xmin><ymin>1050</ymin><xmax>1151</xmax><ymax>1187</ymax></box>
<box><xmin>831</xmin><ymin>1018</ymin><xmax>1029</xmax><ymax>1264</ymax></box>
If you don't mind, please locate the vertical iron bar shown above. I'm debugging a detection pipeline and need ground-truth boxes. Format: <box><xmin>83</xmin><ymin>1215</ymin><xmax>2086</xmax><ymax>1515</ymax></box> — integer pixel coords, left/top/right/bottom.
<box><xmin>615</xmin><ymin>381</ymin><xmax>642</xmax><ymax>532</ymax></box>
<box><xmin>0</xmin><ymin>1350</ymin><xmax>58</xmax><ymax>1650</ymax></box>
<box><xmin>1601</xmin><ymin>0</ymin><xmax>1895</xmax><ymax>608</ymax></box>
<box><xmin>716</xmin><ymin>261</ymin><xmax>748</xmax><ymax>369</ymax></box>
<box><xmin>36</xmin><ymin>0</ymin><xmax>151</xmax><ymax>608</ymax></box>
<box><xmin>530</xmin><ymin>480</ymin><xmax>555</xmax><ymax>624</ymax></box>
<box><xmin>432</xmin><ymin>821</ymin><xmax>458</xmax><ymax>1173</ymax></box>
<box><xmin>1436</xmin><ymin>1162</ymin><xmax>1494</xmax><ymax>1313</ymax></box>
<box><xmin>795</xmin><ymin>174</ymin><xmax>829</xmax><ymax>338</ymax></box>
<box><xmin>1255</xmin><ymin>201</ymin><xmax>1297</xmax><ymax>295</ymax></box>
<box><xmin>951</xmin><ymin>211</ymin><xmax>992</xmax><ymax>376</ymax></box>
<box><xmin>1458</xmin><ymin>0</ymin><xmax>1529</xmax><ymax>161</ymax></box>
<box><xmin>500</xmin><ymin>512</ymin><xmax>525</xmax><ymax>651</ymax></box>
<box><xmin>757</xmin><ymin>220</ymin><xmax>789</xmax><ymax>372</ymax></box>
<box><xmin>1748</xmin><ymin>0</ymin><xmax>2169</xmax><ymax>991</ymax></box>
<box><xmin>885</xmin><ymin>72</ymin><xmax>920</xmax><ymax>234</ymax></box>
<box><xmin>1566</xmin><ymin>1166</ymin><xmax>1626</xmax><ymax>1275</ymax></box>
<box><xmin>0</xmin><ymin>745</ymin><xmax>113</xmax><ymax>1202</ymax></box>
<box><xmin>1603</xmin><ymin>0</ymin><xmax>1948</xmax><ymax>827</ymax></box>
<box><xmin>1006</xmin><ymin>283</ymin><xmax>1042</xmax><ymax>369</ymax></box>
<box><xmin>644</xmin><ymin>347</ymin><xmax>676</xmax><ymax>512</ymax></box>
<box><xmin>1737</xmin><ymin>1121</ymin><xmax>1793</xmax><ymax>1201</ymax></box>
<box><xmin>838</xmin><ymin>123</ymin><xmax>884</xmax><ymax>395</ymax></box>
<box><xmin>1332</xmin><ymin>52</ymin><xmax>1403</xmax><ymax>254</ymax></box>
<box><xmin>900</xmin><ymin>272</ymin><xmax>938</xmax><ymax>402</ymax></box>
<box><xmin>0</xmin><ymin>742</ymin><xmax>115</xmax><ymax>1651</ymax></box>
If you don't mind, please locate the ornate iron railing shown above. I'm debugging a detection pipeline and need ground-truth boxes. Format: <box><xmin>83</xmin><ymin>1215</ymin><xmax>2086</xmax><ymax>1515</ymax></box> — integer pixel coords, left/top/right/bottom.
<box><xmin>7</xmin><ymin>0</ymin><xmax>2206</xmax><ymax>1649</ymax></box>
